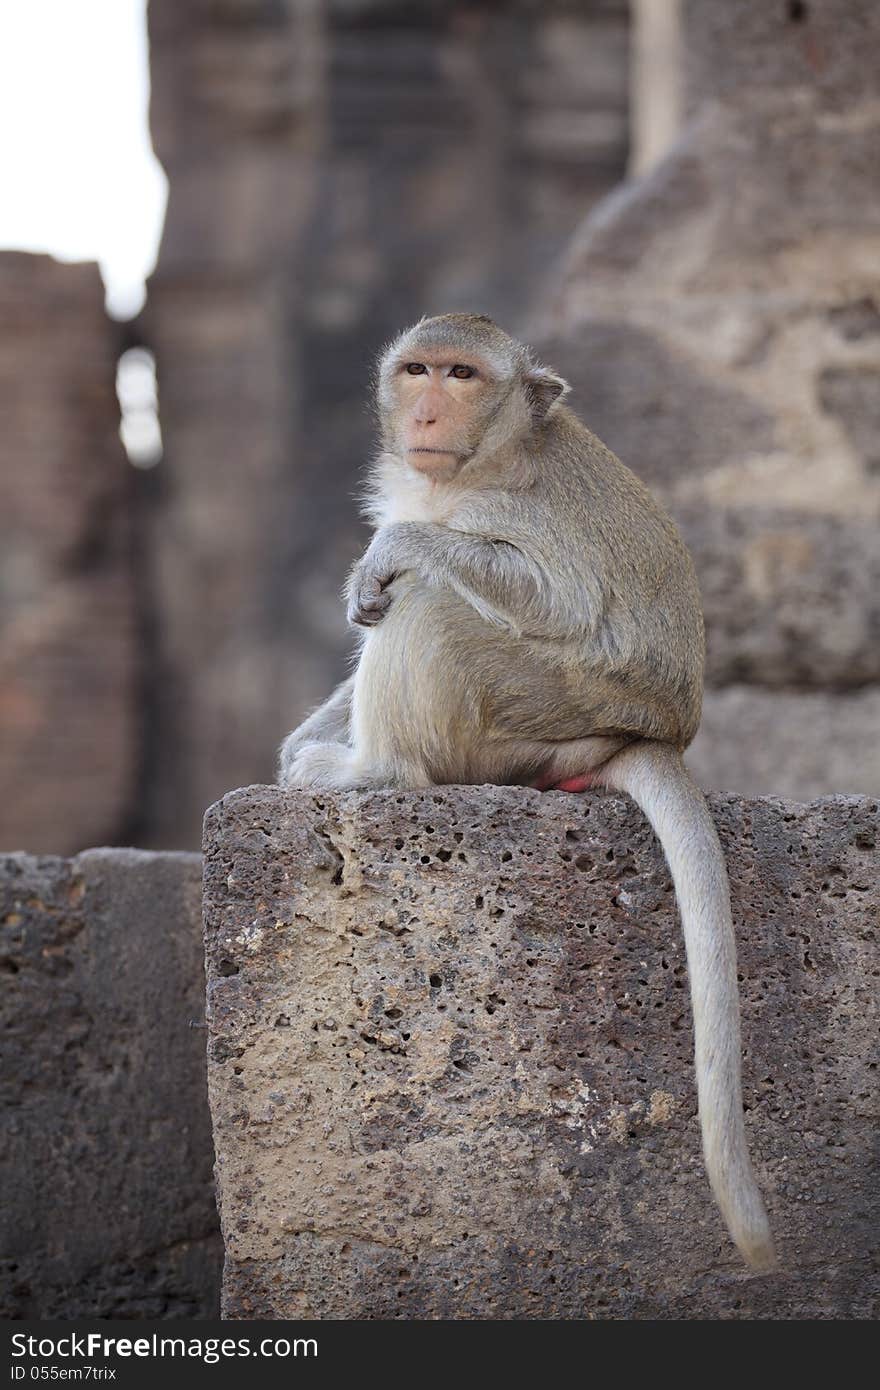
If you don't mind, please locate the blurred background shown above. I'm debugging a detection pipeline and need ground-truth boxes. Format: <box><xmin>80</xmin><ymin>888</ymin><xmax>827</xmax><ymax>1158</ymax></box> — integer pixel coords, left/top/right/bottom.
<box><xmin>0</xmin><ymin>0</ymin><xmax>877</xmax><ymax>854</ymax></box>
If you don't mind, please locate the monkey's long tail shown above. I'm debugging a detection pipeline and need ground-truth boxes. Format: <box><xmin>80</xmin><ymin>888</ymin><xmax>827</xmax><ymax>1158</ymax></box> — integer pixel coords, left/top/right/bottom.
<box><xmin>598</xmin><ymin>739</ymin><xmax>777</xmax><ymax>1273</ymax></box>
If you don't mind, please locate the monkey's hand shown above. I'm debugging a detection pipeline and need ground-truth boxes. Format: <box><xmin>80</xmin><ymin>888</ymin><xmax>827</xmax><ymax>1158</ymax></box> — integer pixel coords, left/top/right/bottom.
<box><xmin>346</xmin><ymin>569</ymin><xmax>393</xmax><ymax>627</ymax></box>
<box><xmin>345</xmin><ymin>535</ymin><xmax>401</xmax><ymax>627</ymax></box>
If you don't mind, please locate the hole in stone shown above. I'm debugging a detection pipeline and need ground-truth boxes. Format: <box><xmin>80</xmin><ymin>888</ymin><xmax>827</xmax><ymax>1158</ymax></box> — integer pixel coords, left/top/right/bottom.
<box><xmin>429</xmin><ymin>973</ymin><xmax>443</xmax><ymax>988</ymax></box>
<box><xmin>218</xmin><ymin>959</ymin><xmax>239</xmax><ymax>976</ymax></box>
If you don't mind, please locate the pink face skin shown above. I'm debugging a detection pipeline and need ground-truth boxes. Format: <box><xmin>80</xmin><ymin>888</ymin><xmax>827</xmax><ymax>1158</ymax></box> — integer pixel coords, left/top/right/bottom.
<box><xmin>392</xmin><ymin>351</ymin><xmax>496</xmax><ymax>478</ymax></box>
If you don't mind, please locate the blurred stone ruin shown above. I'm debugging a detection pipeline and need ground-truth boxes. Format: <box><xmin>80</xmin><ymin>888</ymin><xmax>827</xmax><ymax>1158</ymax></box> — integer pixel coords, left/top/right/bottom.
<box><xmin>0</xmin><ymin>0</ymin><xmax>877</xmax><ymax>849</ymax></box>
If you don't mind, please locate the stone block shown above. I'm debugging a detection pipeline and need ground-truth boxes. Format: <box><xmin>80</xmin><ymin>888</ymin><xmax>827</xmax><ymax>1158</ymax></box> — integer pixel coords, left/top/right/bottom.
<box><xmin>0</xmin><ymin>850</ymin><xmax>221</xmax><ymax>1318</ymax></box>
<box><xmin>690</xmin><ymin>686</ymin><xmax>880</xmax><ymax>800</ymax></box>
<box><xmin>203</xmin><ymin>784</ymin><xmax>879</xmax><ymax>1319</ymax></box>
<box><xmin>682</xmin><ymin>508</ymin><xmax>880</xmax><ymax>690</ymax></box>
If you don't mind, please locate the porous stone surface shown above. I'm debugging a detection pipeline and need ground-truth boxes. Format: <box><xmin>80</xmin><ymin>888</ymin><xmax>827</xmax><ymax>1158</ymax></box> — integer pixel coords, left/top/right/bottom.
<box><xmin>0</xmin><ymin>850</ymin><xmax>221</xmax><ymax>1318</ymax></box>
<box><xmin>204</xmin><ymin>784</ymin><xmax>879</xmax><ymax>1320</ymax></box>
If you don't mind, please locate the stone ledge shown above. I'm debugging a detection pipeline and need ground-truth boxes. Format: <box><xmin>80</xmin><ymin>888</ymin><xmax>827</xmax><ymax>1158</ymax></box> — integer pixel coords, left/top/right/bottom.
<box><xmin>203</xmin><ymin>784</ymin><xmax>879</xmax><ymax>1320</ymax></box>
<box><xmin>0</xmin><ymin>849</ymin><xmax>222</xmax><ymax>1318</ymax></box>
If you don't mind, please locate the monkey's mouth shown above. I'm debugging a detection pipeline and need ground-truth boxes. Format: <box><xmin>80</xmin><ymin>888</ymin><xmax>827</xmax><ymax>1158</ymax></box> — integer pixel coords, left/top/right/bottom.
<box><xmin>408</xmin><ymin>447</ymin><xmax>459</xmax><ymax>456</ymax></box>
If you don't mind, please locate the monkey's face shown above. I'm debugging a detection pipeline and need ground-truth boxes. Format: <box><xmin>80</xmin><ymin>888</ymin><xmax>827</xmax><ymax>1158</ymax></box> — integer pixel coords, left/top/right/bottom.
<box><xmin>382</xmin><ymin>352</ymin><xmax>507</xmax><ymax>479</ymax></box>
<box><xmin>376</xmin><ymin>316</ymin><xmax>571</xmax><ymax>477</ymax></box>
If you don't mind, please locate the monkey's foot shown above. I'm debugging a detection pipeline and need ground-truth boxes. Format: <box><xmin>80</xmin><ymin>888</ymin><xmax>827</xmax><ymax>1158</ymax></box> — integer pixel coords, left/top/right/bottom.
<box><xmin>282</xmin><ymin>740</ymin><xmax>361</xmax><ymax>790</ymax></box>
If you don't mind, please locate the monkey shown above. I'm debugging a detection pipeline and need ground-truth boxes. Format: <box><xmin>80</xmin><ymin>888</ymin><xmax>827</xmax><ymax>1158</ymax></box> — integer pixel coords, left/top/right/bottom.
<box><xmin>279</xmin><ymin>312</ymin><xmax>776</xmax><ymax>1272</ymax></box>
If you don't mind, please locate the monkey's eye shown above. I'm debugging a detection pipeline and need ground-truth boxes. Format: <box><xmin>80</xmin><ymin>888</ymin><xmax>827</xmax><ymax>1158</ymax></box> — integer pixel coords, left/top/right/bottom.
<box><xmin>405</xmin><ymin>362</ymin><xmax>428</xmax><ymax>375</ymax></box>
<box><xmin>451</xmin><ymin>365</ymin><xmax>474</xmax><ymax>380</ymax></box>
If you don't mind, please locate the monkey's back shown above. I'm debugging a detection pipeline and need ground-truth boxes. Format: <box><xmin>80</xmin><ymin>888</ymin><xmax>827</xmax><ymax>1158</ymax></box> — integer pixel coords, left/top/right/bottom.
<box><xmin>537</xmin><ymin>408</ymin><xmax>705</xmax><ymax>749</ymax></box>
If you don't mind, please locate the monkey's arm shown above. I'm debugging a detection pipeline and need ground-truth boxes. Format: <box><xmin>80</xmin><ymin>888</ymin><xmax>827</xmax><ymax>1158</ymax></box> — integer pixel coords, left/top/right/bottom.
<box><xmin>346</xmin><ymin>521</ymin><xmax>563</xmax><ymax>634</ymax></box>
<box><xmin>278</xmin><ymin>676</ymin><xmax>354</xmax><ymax>784</ymax></box>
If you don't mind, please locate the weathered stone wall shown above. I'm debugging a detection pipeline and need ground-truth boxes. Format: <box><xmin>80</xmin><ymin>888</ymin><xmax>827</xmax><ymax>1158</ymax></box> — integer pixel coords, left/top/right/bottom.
<box><xmin>533</xmin><ymin>0</ymin><xmax>880</xmax><ymax>798</ymax></box>
<box><xmin>144</xmin><ymin>0</ymin><xmax>631</xmax><ymax>848</ymax></box>
<box><xmin>0</xmin><ymin>850</ymin><xmax>221</xmax><ymax>1318</ymax></box>
<box><xmin>203</xmin><ymin>784</ymin><xmax>879</xmax><ymax>1319</ymax></box>
<box><xmin>0</xmin><ymin>254</ymin><xmax>138</xmax><ymax>855</ymax></box>
<box><xmin>142</xmin><ymin>0</ymin><xmax>324</xmax><ymax>851</ymax></box>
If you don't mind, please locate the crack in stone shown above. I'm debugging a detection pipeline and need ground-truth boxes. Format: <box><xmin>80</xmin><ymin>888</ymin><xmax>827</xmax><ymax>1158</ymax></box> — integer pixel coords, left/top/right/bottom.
<box><xmin>313</xmin><ymin>822</ymin><xmax>345</xmax><ymax>886</ymax></box>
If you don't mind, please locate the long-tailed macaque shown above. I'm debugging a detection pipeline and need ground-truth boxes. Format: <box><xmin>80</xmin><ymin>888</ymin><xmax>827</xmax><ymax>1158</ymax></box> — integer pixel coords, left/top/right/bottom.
<box><xmin>279</xmin><ymin>313</ymin><xmax>776</xmax><ymax>1271</ymax></box>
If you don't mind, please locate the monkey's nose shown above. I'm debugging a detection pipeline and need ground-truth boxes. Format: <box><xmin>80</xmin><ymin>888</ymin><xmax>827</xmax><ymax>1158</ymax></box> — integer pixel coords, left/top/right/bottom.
<box><xmin>413</xmin><ymin>389</ymin><xmax>443</xmax><ymax>426</ymax></box>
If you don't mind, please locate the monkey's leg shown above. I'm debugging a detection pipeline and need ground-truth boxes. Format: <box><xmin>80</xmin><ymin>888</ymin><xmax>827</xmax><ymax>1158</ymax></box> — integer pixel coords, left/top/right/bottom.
<box><xmin>278</xmin><ymin>676</ymin><xmax>354</xmax><ymax>786</ymax></box>
<box><xmin>284</xmin><ymin>641</ymin><xmax>433</xmax><ymax>789</ymax></box>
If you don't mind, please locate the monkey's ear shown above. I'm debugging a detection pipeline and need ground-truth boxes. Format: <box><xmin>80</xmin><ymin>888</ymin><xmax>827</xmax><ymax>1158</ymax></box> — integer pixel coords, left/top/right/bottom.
<box><xmin>524</xmin><ymin>365</ymin><xmax>570</xmax><ymax>423</ymax></box>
